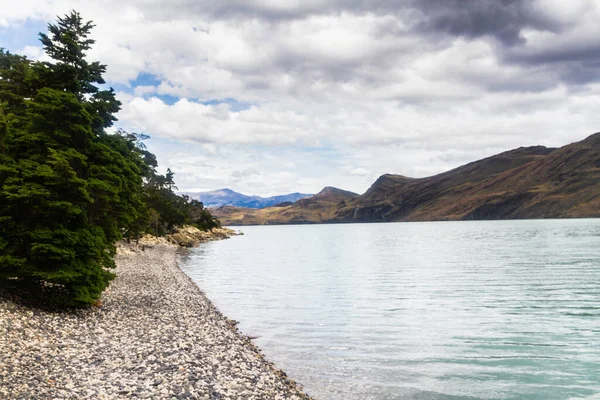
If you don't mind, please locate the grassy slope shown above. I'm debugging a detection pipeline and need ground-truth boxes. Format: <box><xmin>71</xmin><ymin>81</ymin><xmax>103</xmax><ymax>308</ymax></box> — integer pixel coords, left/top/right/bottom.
<box><xmin>335</xmin><ymin>133</ymin><xmax>600</xmax><ymax>222</ymax></box>
<box><xmin>215</xmin><ymin>133</ymin><xmax>600</xmax><ymax>225</ymax></box>
<box><xmin>212</xmin><ymin>187</ymin><xmax>357</xmax><ymax>225</ymax></box>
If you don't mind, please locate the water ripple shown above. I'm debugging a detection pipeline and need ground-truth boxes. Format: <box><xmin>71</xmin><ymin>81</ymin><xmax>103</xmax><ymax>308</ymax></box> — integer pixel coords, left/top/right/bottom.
<box><xmin>181</xmin><ymin>219</ymin><xmax>600</xmax><ymax>400</ymax></box>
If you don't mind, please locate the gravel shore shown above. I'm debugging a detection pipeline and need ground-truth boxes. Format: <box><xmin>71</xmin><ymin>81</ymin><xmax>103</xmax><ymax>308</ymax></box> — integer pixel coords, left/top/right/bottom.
<box><xmin>0</xmin><ymin>244</ymin><xmax>311</xmax><ymax>399</ymax></box>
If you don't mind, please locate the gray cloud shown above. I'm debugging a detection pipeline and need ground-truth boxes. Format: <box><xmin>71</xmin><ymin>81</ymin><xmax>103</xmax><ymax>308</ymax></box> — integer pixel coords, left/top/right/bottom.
<box><xmin>8</xmin><ymin>0</ymin><xmax>600</xmax><ymax>195</ymax></box>
<box><xmin>509</xmin><ymin>43</ymin><xmax>600</xmax><ymax>65</ymax></box>
<box><xmin>231</xmin><ymin>168</ymin><xmax>261</xmax><ymax>182</ymax></box>
<box><xmin>408</xmin><ymin>1</ymin><xmax>600</xmax><ymax>86</ymax></box>
<box><xmin>198</xmin><ymin>0</ymin><xmax>599</xmax><ymax>87</ymax></box>
<box><xmin>504</xmin><ymin>48</ymin><xmax>600</xmax><ymax>87</ymax></box>
<box><xmin>174</xmin><ymin>0</ymin><xmax>562</xmax><ymax>45</ymax></box>
<box><xmin>55</xmin><ymin>0</ymin><xmax>598</xmax><ymax>93</ymax></box>
<box><xmin>411</xmin><ymin>0</ymin><xmax>555</xmax><ymax>45</ymax></box>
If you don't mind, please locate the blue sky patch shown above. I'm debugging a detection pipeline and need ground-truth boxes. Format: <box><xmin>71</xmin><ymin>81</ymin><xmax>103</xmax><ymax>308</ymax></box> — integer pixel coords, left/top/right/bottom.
<box><xmin>201</xmin><ymin>98</ymin><xmax>251</xmax><ymax>112</ymax></box>
<box><xmin>1</xmin><ymin>19</ymin><xmax>47</xmax><ymax>53</ymax></box>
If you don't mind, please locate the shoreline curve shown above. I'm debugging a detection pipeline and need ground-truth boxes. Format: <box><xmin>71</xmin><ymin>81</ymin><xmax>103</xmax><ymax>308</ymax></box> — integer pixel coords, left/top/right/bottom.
<box><xmin>0</xmin><ymin>243</ymin><xmax>311</xmax><ymax>399</ymax></box>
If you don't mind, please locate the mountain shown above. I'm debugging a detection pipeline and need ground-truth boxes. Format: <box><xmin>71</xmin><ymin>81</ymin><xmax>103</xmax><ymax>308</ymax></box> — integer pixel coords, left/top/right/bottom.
<box><xmin>335</xmin><ymin>133</ymin><xmax>600</xmax><ymax>222</ymax></box>
<box><xmin>181</xmin><ymin>188</ymin><xmax>312</xmax><ymax>209</ymax></box>
<box><xmin>213</xmin><ymin>133</ymin><xmax>600</xmax><ymax>225</ymax></box>
<box><xmin>212</xmin><ymin>187</ymin><xmax>358</xmax><ymax>225</ymax></box>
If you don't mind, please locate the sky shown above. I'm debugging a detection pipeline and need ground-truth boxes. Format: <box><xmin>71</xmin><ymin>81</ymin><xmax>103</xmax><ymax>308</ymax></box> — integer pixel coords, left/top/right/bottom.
<box><xmin>2</xmin><ymin>0</ymin><xmax>600</xmax><ymax>196</ymax></box>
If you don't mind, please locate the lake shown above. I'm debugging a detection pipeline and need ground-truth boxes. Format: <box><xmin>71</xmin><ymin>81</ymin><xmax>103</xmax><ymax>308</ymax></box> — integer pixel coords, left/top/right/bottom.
<box><xmin>180</xmin><ymin>219</ymin><xmax>600</xmax><ymax>399</ymax></box>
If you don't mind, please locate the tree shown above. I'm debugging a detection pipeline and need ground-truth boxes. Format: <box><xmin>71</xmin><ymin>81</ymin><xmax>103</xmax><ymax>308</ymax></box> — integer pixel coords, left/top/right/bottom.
<box><xmin>189</xmin><ymin>199</ymin><xmax>221</xmax><ymax>231</ymax></box>
<box><xmin>165</xmin><ymin>168</ymin><xmax>176</xmax><ymax>191</ymax></box>
<box><xmin>0</xmin><ymin>49</ymin><xmax>37</xmax><ymax>115</ymax></box>
<box><xmin>138</xmin><ymin>163</ymin><xmax>221</xmax><ymax>234</ymax></box>
<box><xmin>0</xmin><ymin>12</ymin><xmax>139</xmax><ymax>306</ymax></box>
<box><xmin>0</xmin><ymin>11</ymin><xmax>223</xmax><ymax>307</ymax></box>
<box><xmin>0</xmin><ymin>87</ymin><xmax>115</xmax><ymax>306</ymax></box>
<box><xmin>38</xmin><ymin>13</ymin><xmax>120</xmax><ymax>130</ymax></box>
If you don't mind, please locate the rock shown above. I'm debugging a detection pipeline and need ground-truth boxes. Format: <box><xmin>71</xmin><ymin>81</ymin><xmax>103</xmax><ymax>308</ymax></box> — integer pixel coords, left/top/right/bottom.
<box><xmin>171</xmin><ymin>233</ymin><xmax>199</xmax><ymax>247</ymax></box>
<box><xmin>0</xmin><ymin>244</ymin><xmax>310</xmax><ymax>400</ymax></box>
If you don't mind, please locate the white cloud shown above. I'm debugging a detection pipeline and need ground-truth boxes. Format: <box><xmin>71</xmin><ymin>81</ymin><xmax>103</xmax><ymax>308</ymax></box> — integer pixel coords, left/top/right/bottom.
<box><xmin>133</xmin><ymin>85</ymin><xmax>157</xmax><ymax>97</ymax></box>
<box><xmin>17</xmin><ymin>45</ymin><xmax>47</xmax><ymax>61</ymax></box>
<box><xmin>118</xmin><ymin>96</ymin><xmax>318</xmax><ymax>146</ymax></box>
<box><xmin>350</xmin><ymin>168</ymin><xmax>371</xmax><ymax>176</ymax></box>
<box><xmin>2</xmin><ymin>0</ymin><xmax>600</xmax><ymax>196</ymax></box>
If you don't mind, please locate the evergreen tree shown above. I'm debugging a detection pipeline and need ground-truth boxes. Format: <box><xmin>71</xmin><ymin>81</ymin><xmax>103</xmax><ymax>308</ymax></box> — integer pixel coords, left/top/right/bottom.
<box><xmin>189</xmin><ymin>199</ymin><xmax>221</xmax><ymax>231</ymax></box>
<box><xmin>0</xmin><ymin>11</ymin><xmax>222</xmax><ymax>307</ymax></box>
<box><xmin>165</xmin><ymin>168</ymin><xmax>176</xmax><ymax>191</ymax></box>
<box><xmin>0</xmin><ymin>12</ymin><xmax>137</xmax><ymax>306</ymax></box>
<box><xmin>143</xmin><ymin>169</ymin><xmax>189</xmax><ymax>233</ymax></box>
<box><xmin>0</xmin><ymin>49</ymin><xmax>37</xmax><ymax>115</ymax></box>
<box><xmin>0</xmin><ymin>87</ymin><xmax>115</xmax><ymax>305</ymax></box>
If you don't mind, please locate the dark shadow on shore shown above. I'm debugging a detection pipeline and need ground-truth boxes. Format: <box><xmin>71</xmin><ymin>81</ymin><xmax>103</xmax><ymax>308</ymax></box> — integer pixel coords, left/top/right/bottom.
<box><xmin>0</xmin><ymin>279</ymin><xmax>86</xmax><ymax>312</ymax></box>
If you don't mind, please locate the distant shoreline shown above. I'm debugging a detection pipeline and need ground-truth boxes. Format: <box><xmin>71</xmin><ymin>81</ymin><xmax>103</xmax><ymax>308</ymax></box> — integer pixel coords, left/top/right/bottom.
<box><xmin>213</xmin><ymin>133</ymin><xmax>600</xmax><ymax>226</ymax></box>
<box><xmin>0</xmin><ymin>240</ymin><xmax>311</xmax><ymax>399</ymax></box>
<box><xmin>220</xmin><ymin>215</ymin><xmax>600</xmax><ymax>227</ymax></box>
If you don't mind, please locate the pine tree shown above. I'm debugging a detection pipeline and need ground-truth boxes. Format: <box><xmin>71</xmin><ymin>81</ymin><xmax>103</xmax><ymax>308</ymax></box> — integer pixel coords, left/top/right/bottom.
<box><xmin>0</xmin><ymin>87</ymin><xmax>115</xmax><ymax>305</ymax></box>
<box><xmin>0</xmin><ymin>11</ymin><xmax>223</xmax><ymax>306</ymax></box>
<box><xmin>0</xmin><ymin>49</ymin><xmax>37</xmax><ymax>115</ymax></box>
<box><xmin>0</xmin><ymin>12</ymin><xmax>141</xmax><ymax>306</ymax></box>
<box><xmin>165</xmin><ymin>168</ymin><xmax>177</xmax><ymax>191</ymax></box>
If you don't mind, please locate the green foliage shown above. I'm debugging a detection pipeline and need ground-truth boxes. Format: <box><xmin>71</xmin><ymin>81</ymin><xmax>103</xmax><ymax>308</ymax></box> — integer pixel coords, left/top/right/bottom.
<box><xmin>0</xmin><ymin>49</ymin><xmax>37</xmax><ymax>114</ymax></box>
<box><xmin>140</xmin><ymin>158</ymin><xmax>219</xmax><ymax>235</ymax></box>
<box><xmin>39</xmin><ymin>13</ymin><xmax>104</xmax><ymax>99</ymax></box>
<box><xmin>0</xmin><ymin>85</ymin><xmax>116</xmax><ymax>306</ymax></box>
<box><xmin>0</xmin><ymin>12</ymin><xmax>129</xmax><ymax>306</ymax></box>
<box><xmin>0</xmin><ymin>11</ymin><xmax>221</xmax><ymax>307</ymax></box>
<box><xmin>189</xmin><ymin>199</ymin><xmax>222</xmax><ymax>231</ymax></box>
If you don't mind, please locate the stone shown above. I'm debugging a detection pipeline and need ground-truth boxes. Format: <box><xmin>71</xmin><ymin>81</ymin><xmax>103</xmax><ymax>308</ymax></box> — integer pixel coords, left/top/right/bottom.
<box><xmin>0</xmin><ymin>243</ymin><xmax>310</xmax><ymax>400</ymax></box>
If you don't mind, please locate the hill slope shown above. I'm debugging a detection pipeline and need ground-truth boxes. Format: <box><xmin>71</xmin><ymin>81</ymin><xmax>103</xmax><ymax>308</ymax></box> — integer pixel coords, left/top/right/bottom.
<box><xmin>335</xmin><ymin>133</ymin><xmax>600</xmax><ymax>222</ymax></box>
<box><xmin>214</xmin><ymin>133</ymin><xmax>600</xmax><ymax>225</ymax></box>
<box><xmin>212</xmin><ymin>187</ymin><xmax>358</xmax><ymax>225</ymax></box>
<box><xmin>182</xmin><ymin>188</ymin><xmax>312</xmax><ymax>209</ymax></box>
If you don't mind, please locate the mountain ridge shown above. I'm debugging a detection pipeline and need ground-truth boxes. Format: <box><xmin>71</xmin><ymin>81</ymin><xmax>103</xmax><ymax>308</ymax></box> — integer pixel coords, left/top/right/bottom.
<box><xmin>212</xmin><ymin>133</ymin><xmax>600</xmax><ymax>225</ymax></box>
<box><xmin>212</xmin><ymin>186</ymin><xmax>357</xmax><ymax>225</ymax></box>
<box><xmin>182</xmin><ymin>189</ymin><xmax>312</xmax><ymax>209</ymax></box>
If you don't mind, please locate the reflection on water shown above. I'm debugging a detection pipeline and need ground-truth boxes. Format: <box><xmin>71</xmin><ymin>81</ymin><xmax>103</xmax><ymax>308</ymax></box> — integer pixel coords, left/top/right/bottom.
<box><xmin>181</xmin><ymin>219</ymin><xmax>600</xmax><ymax>400</ymax></box>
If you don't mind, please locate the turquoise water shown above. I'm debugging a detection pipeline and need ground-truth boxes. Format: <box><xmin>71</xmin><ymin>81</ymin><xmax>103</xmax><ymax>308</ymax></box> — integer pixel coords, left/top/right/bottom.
<box><xmin>180</xmin><ymin>220</ymin><xmax>600</xmax><ymax>399</ymax></box>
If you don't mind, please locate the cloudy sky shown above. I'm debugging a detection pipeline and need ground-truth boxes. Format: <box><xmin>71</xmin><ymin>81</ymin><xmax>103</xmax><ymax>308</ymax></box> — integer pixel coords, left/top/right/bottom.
<box><xmin>2</xmin><ymin>1</ymin><xmax>600</xmax><ymax>196</ymax></box>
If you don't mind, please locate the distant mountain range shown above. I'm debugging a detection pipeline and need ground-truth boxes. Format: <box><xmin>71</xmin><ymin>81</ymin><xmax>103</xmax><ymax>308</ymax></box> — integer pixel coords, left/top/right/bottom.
<box><xmin>212</xmin><ymin>133</ymin><xmax>600</xmax><ymax>225</ymax></box>
<box><xmin>181</xmin><ymin>188</ymin><xmax>312</xmax><ymax>209</ymax></box>
<box><xmin>212</xmin><ymin>187</ymin><xmax>358</xmax><ymax>225</ymax></box>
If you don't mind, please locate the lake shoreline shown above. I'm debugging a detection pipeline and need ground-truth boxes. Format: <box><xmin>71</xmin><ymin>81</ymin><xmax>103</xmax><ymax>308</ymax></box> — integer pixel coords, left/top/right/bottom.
<box><xmin>0</xmin><ymin>242</ymin><xmax>311</xmax><ymax>399</ymax></box>
<box><xmin>182</xmin><ymin>221</ymin><xmax>600</xmax><ymax>399</ymax></box>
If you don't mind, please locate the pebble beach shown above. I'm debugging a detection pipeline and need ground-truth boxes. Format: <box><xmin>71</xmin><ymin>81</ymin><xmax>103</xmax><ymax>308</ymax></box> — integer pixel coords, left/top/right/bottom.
<box><xmin>0</xmin><ymin>243</ymin><xmax>311</xmax><ymax>399</ymax></box>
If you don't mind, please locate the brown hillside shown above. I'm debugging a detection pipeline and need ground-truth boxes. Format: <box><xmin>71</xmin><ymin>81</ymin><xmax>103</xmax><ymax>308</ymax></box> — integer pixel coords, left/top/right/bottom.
<box><xmin>212</xmin><ymin>187</ymin><xmax>357</xmax><ymax>225</ymax></box>
<box><xmin>335</xmin><ymin>133</ymin><xmax>600</xmax><ymax>222</ymax></box>
<box><xmin>213</xmin><ymin>133</ymin><xmax>600</xmax><ymax>225</ymax></box>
